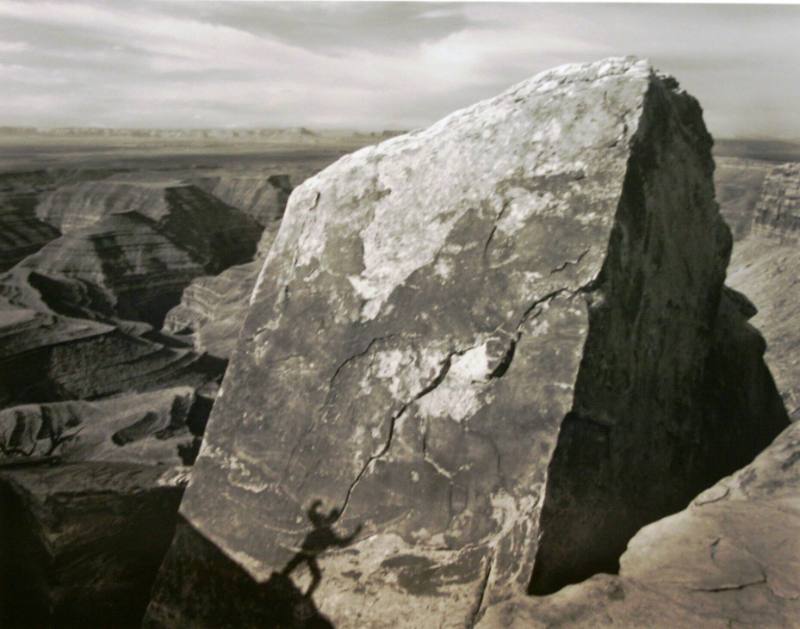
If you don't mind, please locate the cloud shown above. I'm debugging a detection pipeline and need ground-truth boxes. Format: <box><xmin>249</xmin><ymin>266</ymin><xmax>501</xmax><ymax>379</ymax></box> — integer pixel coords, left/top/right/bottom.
<box><xmin>0</xmin><ymin>1</ymin><xmax>797</xmax><ymax>139</ymax></box>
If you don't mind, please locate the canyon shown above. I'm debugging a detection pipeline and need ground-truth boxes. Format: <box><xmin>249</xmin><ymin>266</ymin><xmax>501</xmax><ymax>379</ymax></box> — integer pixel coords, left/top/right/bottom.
<box><xmin>0</xmin><ymin>58</ymin><xmax>798</xmax><ymax>628</ymax></box>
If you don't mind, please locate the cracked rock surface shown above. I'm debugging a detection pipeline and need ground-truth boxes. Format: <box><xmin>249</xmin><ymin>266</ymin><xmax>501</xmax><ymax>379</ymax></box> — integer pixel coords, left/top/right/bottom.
<box><xmin>479</xmin><ymin>420</ymin><xmax>800</xmax><ymax>628</ymax></box>
<box><xmin>147</xmin><ymin>57</ymin><xmax>787</xmax><ymax>628</ymax></box>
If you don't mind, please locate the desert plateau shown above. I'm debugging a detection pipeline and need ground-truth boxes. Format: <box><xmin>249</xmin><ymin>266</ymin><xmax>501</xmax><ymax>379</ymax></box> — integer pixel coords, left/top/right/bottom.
<box><xmin>1</xmin><ymin>2</ymin><xmax>799</xmax><ymax>628</ymax></box>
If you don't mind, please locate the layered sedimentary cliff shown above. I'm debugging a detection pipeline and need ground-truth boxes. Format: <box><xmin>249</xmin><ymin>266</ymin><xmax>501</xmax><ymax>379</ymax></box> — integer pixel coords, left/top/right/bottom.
<box><xmin>192</xmin><ymin>173</ymin><xmax>292</xmax><ymax>226</ymax></box>
<box><xmin>16</xmin><ymin>182</ymin><xmax>263</xmax><ymax>326</ymax></box>
<box><xmin>37</xmin><ymin>179</ymin><xmax>174</xmax><ymax>233</ymax></box>
<box><xmin>146</xmin><ymin>58</ymin><xmax>787</xmax><ymax>628</ymax></box>
<box><xmin>713</xmin><ymin>157</ymin><xmax>774</xmax><ymax>240</ymax></box>
<box><xmin>0</xmin><ymin>298</ymin><xmax>218</xmax><ymax>409</ymax></box>
<box><xmin>0</xmin><ymin>386</ymin><xmax>204</xmax><ymax>466</ymax></box>
<box><xmin>163</xmin><ymin>178</ymin><xmax>292</xmax><ymax>358</ymax></box>
<box><xmin>751</xmin><ymin>162</ymin><xmax>800</xmax><ymax>236</ymax></box>
<box><xmin>0</xmin><ymin>201</ymin><xmax>60</xmax><ymax>272</ymax></box>
<box><xmin>728</xmin><ymin>162</ymin><xmax>800</xmax><ymax>420</ymax></box>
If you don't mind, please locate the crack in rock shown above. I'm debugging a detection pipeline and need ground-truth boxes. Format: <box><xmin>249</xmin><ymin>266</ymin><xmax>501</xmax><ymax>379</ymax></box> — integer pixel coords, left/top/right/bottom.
<box><xmin>690</xmin><ymin>575</ymin><xmax>767</xmax><ymax>594</ymax></box>
<box><xmin>328</xmin><ymin>334</ymin><xmax>397</xmax><ymax>389</ymax></box>
<box><xmin>482</xmin><ymin>199</ymin><xmax>511</xmax><ymax>260</ymax></box>
<box><xmin>550</xmin><ymin>248</ymin><xmax>591</xmax><ymax>273</ymax></box>
<box><xmin>468</xmin><ymin>551</ymin><xmax>495</xmax><ymax>628</ymax></box>
<box><xmin>338</xmin><ymin>352</ymin><xmax>457</xmax><ymax>518</ymax></box>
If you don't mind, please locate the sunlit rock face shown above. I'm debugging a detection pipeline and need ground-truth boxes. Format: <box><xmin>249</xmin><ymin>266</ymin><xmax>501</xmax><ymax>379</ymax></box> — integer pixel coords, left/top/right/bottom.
<box><xmin>728</xmin><ymin>162</ymin><xmax>800</xmax><ymax>421</ymax></box>
<box><xmin>479</xmin><ymin>420</ymin><xmax>800</xmax><ymax>628</ymax></box>
<box><xmin>146</xmin><ymin>57</ymin><xmax>787</xmax><ymax>628</ymax></box>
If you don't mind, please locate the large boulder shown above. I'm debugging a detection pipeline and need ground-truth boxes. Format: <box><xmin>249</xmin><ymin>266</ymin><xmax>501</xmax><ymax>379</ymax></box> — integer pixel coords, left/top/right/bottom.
<box><xmin>146</xmin><ymin>58</ymin><xmax>787</xmax><ymax>627</ymax></box>
<box><xmin>478</xmin><ymin>420</ymin><xmax>800</xmax><ymax>627</ymax></box>
<box><xmin>728</xmin><ymin>162</ymin><xmax>800</xmax><ymax>420</ymax></box>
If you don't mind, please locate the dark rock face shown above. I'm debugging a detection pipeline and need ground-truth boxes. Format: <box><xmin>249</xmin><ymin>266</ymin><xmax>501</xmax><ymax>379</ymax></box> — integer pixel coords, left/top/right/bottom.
<box><xmin>528</xmin><ymin>287</ymin><xmax>789</xmax><ymax>594</ymax></box>
<box><xmin>0</xmin><ymin>462</ymin><xmax>186</xmax><ymax>629</ymax></box>
<box><xmin>0</xmin><ymin>168</ymin><xmax>105</xmax><ymax>271</ymax></box>
<box><xmin>0</xmin><ymin>199</ymin><xmax>60</xmax><ymax>272</ymax></box>
<box><xmin>147</xmin><ymin>58</ymin><xmax>787</xmax><ymax>627</ymax></box>
<box><xmin>146</xmin><ymin>520</ymin><xmax>333</xmax><ymax>629</ymax></box>
<box><xmin>480</xmin><ymin>420</ymin><xmax>800</xmax><ymax>627</ymax></box>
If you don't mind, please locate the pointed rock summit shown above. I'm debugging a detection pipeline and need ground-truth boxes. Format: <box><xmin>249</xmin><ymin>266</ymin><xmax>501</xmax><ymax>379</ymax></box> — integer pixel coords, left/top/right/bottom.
<box><xmin>146</xmin><ymin>57</ymin><xmax>787</xmax><ymax>627</ymax></box>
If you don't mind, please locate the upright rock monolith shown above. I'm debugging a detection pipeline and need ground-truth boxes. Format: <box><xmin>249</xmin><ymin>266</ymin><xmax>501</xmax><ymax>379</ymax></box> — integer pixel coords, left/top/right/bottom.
<box><xmin>146</xmin><ymin>58</ymin><xmax>787</xmax><ymax>628</ymax></box>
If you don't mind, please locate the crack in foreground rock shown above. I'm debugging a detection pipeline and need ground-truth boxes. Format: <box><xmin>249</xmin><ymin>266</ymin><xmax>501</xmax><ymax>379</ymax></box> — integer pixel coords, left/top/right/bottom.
<box><xmin>467</xmin><ymin>550</ymin><xmax>495</xmax><ymax>628</ymax></box>
<box><xmin>550</xmin><ymin>248</ymin><xmax>591</xmax><ymax>274</ymax></box>
<box><xmin>338</xmin><ymin>352</ymin><xmax>456</xmax><ymax>518</ymax></box>
<box><xmin>336</xmin><ymin>287</ymin><xmax>580</xmax><ymax>519</ymax></box>
<box><xmin>689</xmin><ymin>574</ymin><xmax>767</xmax><ymax>594</ymax></box>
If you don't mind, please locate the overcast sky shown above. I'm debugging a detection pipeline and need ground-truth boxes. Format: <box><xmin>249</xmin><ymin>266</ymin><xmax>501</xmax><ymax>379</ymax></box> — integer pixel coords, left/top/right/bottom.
<box><xmin>1</xmin><ymin>1</ymin><xmax>799</xmax><ymax>140</ymax></box>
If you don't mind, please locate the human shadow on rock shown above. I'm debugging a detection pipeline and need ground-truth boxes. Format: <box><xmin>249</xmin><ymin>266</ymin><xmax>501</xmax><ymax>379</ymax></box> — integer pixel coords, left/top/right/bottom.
<box><xmin>145</xmin><ymin>512</ymin><xmax>358</xmax><ymax>628</ymax></box>
<box><xmin>281</xmin><ymin>499</ymin><xmax>363</xmax><ymax>598</ymax></box>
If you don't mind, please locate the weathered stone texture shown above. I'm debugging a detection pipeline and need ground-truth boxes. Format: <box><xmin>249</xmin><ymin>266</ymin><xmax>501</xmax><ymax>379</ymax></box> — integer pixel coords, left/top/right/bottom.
<box><xmin>147</xmin><ymin>58</ymin><xmax>787</xmax><ymax>627</ymax></box>
<box><xmin>479</xmin><ymin>420</ymin><xmax>800</xmax><ymax>628</ymax></box>
<box><xmin>752</xmin><ymin>162</ymin><xmax>800</xmax><ymax>237</ymax></box>
<box><xmin>0</xmin><ymin>462</ymin><xmax>187</xmax><ymax>628</ymax></box>
<box><xmin>727</xmin><ymin>162</ymin><xmax>800</xmax><ymax>421</ymax></box>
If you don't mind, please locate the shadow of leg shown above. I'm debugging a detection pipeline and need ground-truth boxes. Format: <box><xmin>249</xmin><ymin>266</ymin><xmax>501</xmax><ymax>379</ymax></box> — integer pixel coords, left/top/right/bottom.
<box><xmin>306</xmin><ymin>557</ymin><xmax>322</xmax><ymax>598</ymax></box>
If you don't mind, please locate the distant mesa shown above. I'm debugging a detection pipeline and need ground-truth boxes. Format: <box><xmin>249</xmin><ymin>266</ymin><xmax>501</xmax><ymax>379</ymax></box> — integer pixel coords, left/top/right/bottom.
<box><xmin>0</xmin><ymin>125</ymin><xmax>407</xmax><ymax>148</ymax></box>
